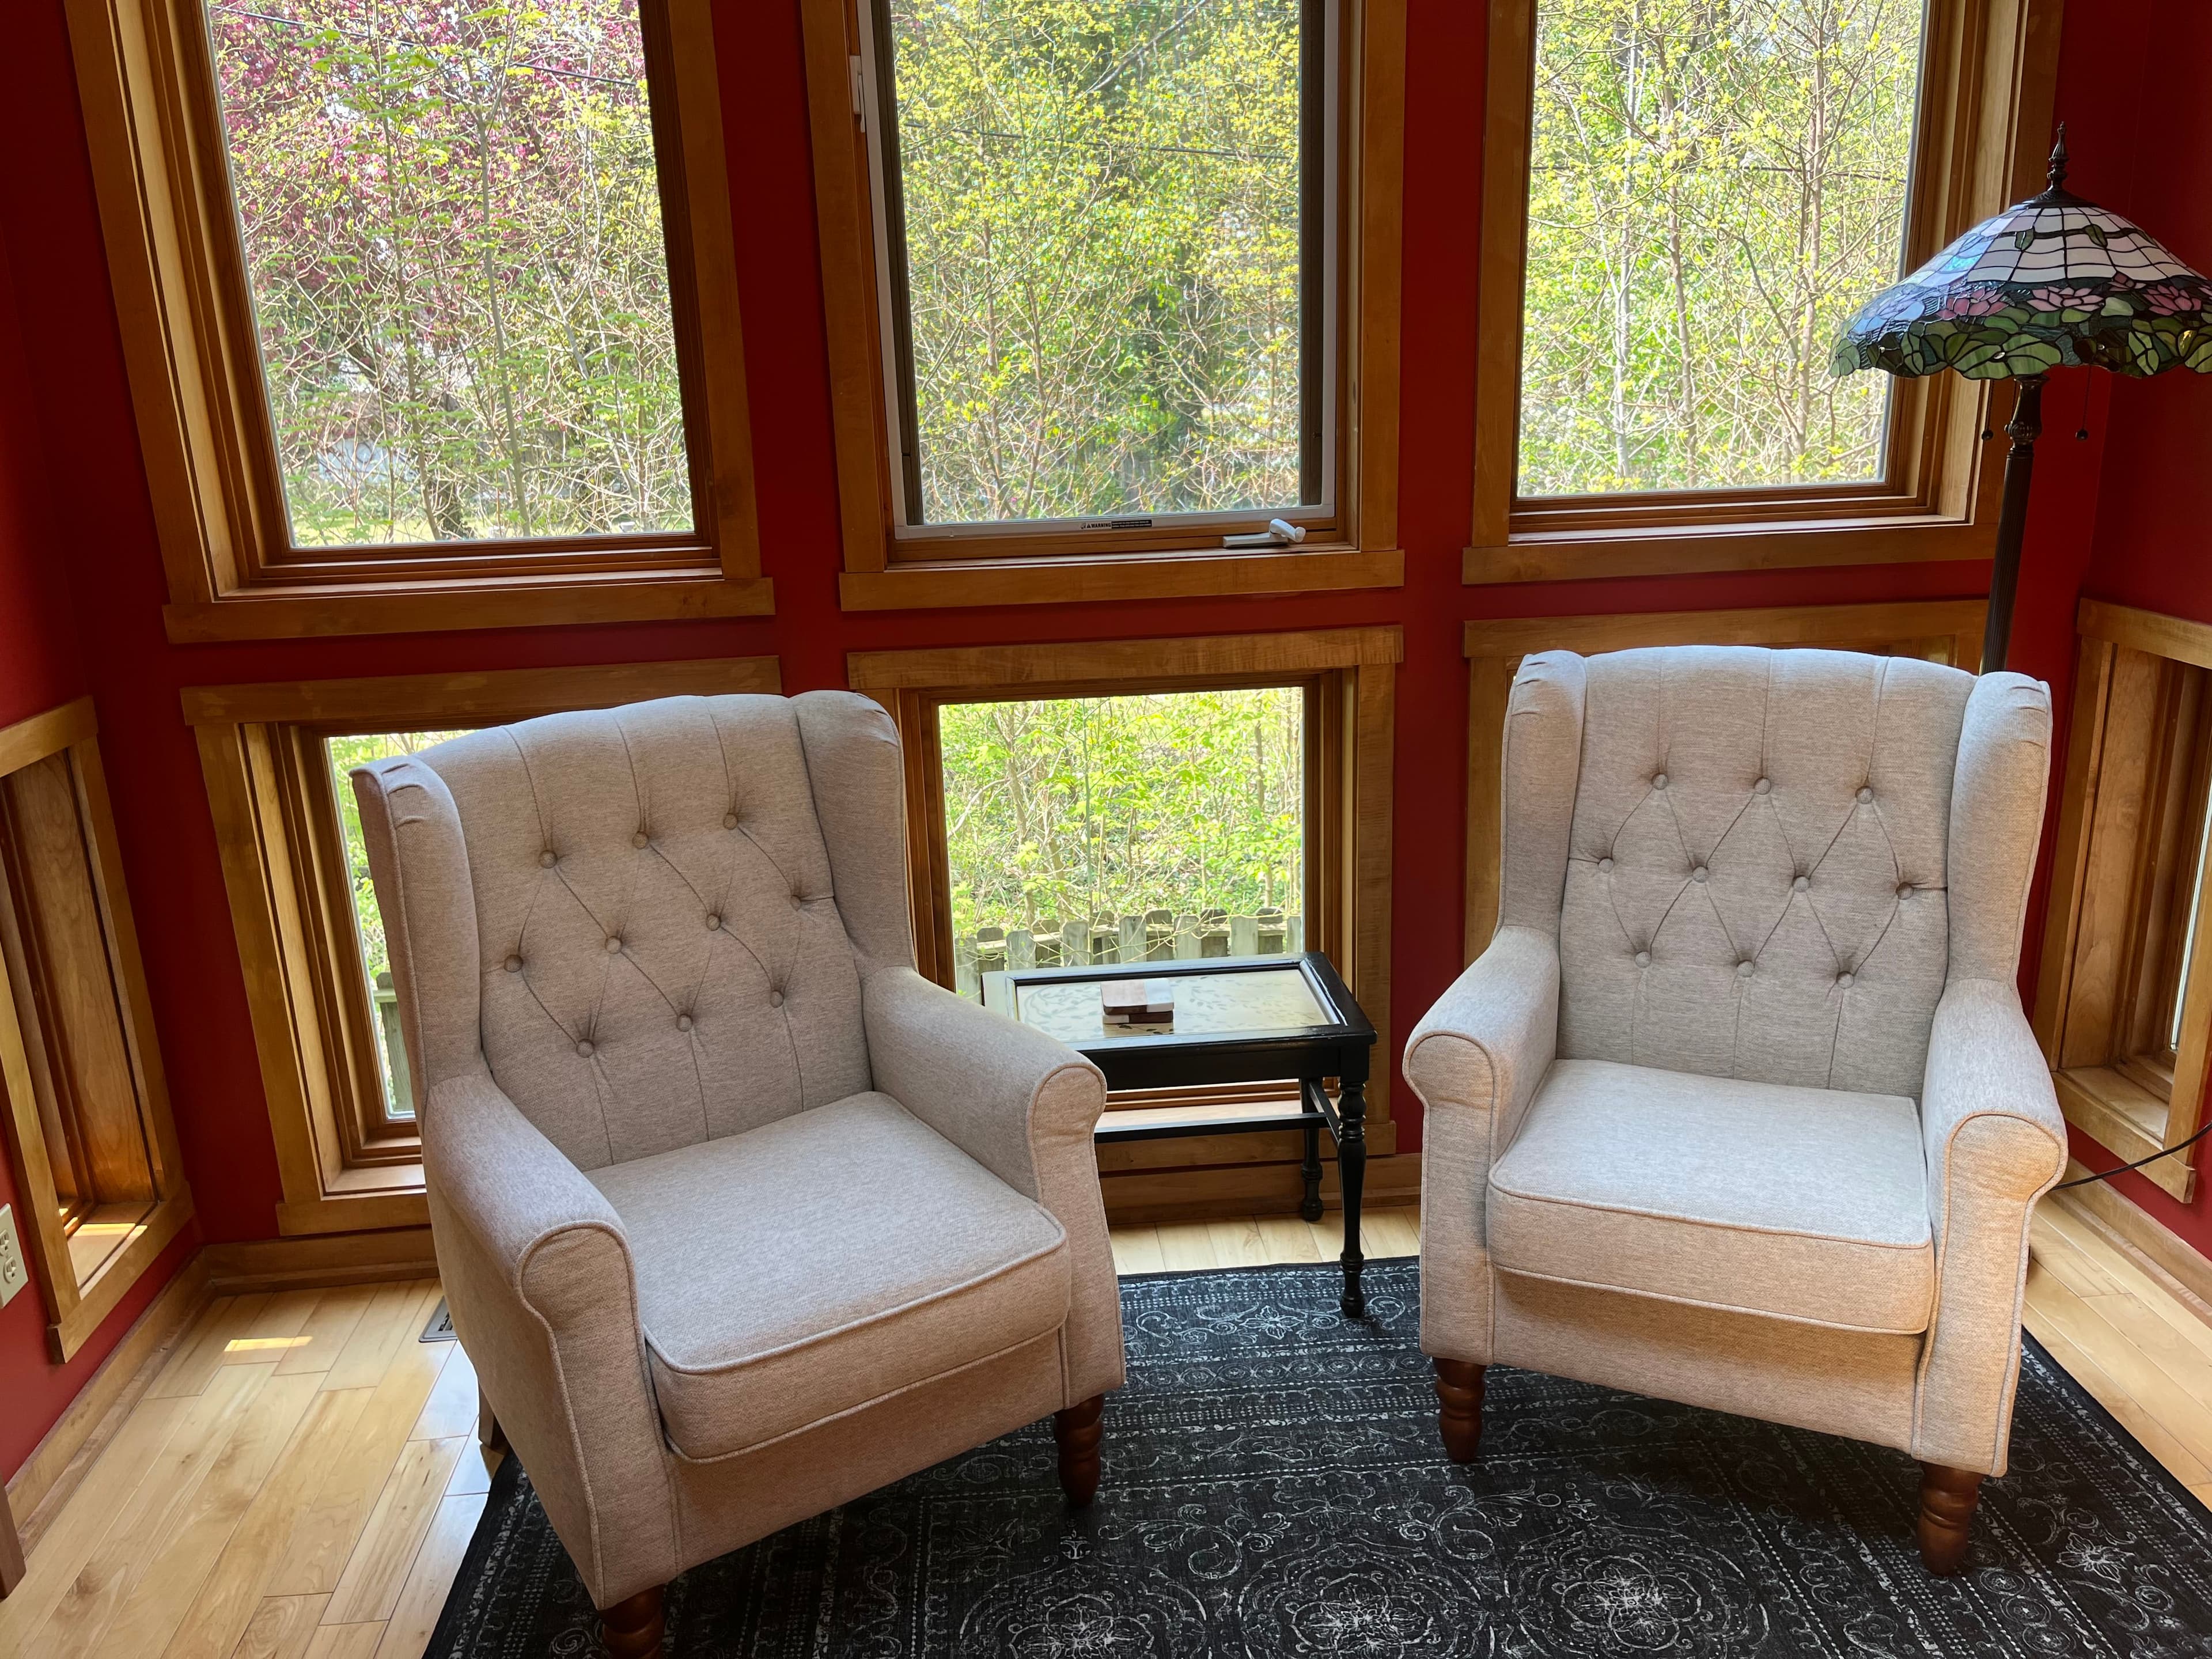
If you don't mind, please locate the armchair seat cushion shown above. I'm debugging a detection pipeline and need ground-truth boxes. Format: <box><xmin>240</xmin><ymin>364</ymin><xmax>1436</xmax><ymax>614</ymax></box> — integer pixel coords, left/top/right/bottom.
<box><xmin>588</xmin><ymin>1092</ymin><xmax>1071</xmax><ymax>1461</ymax></box>
<box><xmin>1488</xmin><ymin>1059</ymin><xmax>1933</xmax><ymax>1334</ymax></box>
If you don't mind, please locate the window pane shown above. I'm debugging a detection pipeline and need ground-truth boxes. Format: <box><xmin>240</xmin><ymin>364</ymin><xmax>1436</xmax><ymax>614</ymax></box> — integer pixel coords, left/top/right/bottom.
<box><xmin>327</xmin><ymin>730</ymin><xmax>467</xmax><ymax>1118</ymax></box>
<box><xmin>938</xmin><ymin>689</ymin><xmax>1304</xmax><ymax>995</ymax></box>
<box><xmin>879</xmin><ymin>0</ymin><xmax>1314</xmax><ymax>525</ymax></box>
<box><xmin>207</xmin><ymin>1</ymin><xmax>692</xmax><ymax>546</ymax></box>
<box><xmin>1517</xmin><ymin>0</ymin><xmax>1925</xmax><ymax>496</ymax></box>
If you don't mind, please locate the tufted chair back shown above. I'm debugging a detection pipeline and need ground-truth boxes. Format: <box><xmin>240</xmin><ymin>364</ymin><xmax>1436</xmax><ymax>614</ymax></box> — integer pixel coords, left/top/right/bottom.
<box><xmin>1501</xmin><ymin>646</ymin><xmax>2049</xmax><ymax>1100</ymax></box>
<box><xmin>353</xmin><ymin>692</ymin><xmax>912</xmax><ymax>1171</ymax></box>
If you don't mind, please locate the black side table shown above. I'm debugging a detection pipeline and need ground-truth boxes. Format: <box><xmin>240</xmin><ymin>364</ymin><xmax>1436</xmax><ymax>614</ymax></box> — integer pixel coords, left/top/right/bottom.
<box><xmin>980</xmin><ymin>952</ymin><xmax>1379</xmax><ymax>1316</ymax></box>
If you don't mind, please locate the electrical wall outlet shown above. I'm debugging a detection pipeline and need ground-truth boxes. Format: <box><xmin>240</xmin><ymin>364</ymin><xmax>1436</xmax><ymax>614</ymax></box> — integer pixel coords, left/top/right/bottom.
<box><xmin>0</xmin><ymin>1203</ymin><xmax>28</xmax><ymax>1308</ymax></box>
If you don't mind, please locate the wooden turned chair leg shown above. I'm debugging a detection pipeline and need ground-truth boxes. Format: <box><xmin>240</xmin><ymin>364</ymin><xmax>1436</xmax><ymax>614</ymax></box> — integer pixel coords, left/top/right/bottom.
<box><xmin>1434</xmin><ymin>1358</ymin><xmax>1485</xmax><ymax>1464</ymax></box>
<box><xmin>1917</xmin><ymin>1463</ymin><xmax>1985</xmax><ymax>1575</ymax></box>
<box><xmin>599</xmin><ymin>1584</ymin><xmax>665</xmax><ymax>1658</ymax></box>
<box><xmin>1054</xmin><ymin>1395</ymin><xmax>1105</xmax><ymax>1507</ymax></box>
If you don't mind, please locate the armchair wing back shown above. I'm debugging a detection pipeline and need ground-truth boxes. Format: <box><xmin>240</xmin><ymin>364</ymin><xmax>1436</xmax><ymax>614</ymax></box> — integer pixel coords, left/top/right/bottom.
<box><xmin>1416</xmin><ymin>645</ymin><xmax>2064</xmax><ymax>1575</ymax></box>
<box><xmin>355</xmin><ymin>693</ymin><xmax>906</xmax><ymax>1168</ymax></box>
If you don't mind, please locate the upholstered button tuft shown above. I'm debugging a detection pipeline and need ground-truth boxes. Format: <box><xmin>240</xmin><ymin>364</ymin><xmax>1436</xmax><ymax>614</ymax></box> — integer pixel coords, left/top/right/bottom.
<box><xmin>1691</xmin><ymin>866</ymin><xmax>1709</xmax><ymax>882</ymax></box>
<box><xmin>1896</xmin><ymin>884</ymin><xmax>1912</xmax><ymax>900</ymax></box>
<box><xmin>539</xmin><ymin>850</ymin><xmax>556</xmax><ymax>868</ymax></box>
<box><xmin>769</xmin><ymin>989</ymin><xmax>785</xmax><ymax>1007</ymax></box>
<box><xmin>1737</xmin><ymin>960</ymin><xmax>1755</xmax><ymax>978</ymax></box>
<box><xmin>575</xmin><ymin>1040</ymin><xmax>594</xmax><ymax>1058</ymax></box>
<box><xmin>1792</xmin><ymin>875</ymin><xmax>1809</xmax><ymax>892</ymax></box>
<box><xmin>722</xmin><ymin>812</ymin><xmax>738</xmax><ymax>829</ymax></box>
<box><xmin>1837</xmin><ymin>972</ymin><xmax>1855</xmax><ymax>988</ymax></box>
<box><xmin>503</xmin><ymin>955</ymin><xmax>522</xmax><ymax>972</ymax></box>
<box><xmin>705</xmin><ymin>914</ymin><xmax>722</xmax><ymax>930</ymax></box>
<box><xmin>1597</xmin><ymin>857</ymin><xmax>1614</xmax><ymax>873</ymax></box>
<box><xmin>677</xmin><ymin>1014</ymin><xmax>694</xmax><ymax>1032</ymax></box>
<box><xmin>1857</xmin><ymin>786</ymin><xmax>1874</xmax><ymax>804</ymax></box>
<box><xmin>1753</xmin><ymin>777</ymin><xmax>1771</xmax><ymax>794</ymax></box>
<box><xmin>1634</xmin><ymin>950</ymin><xmax>1652</xmax><ymax>968</ymax></box>
<box><xmin>605</xmin><ymin>936</ymin><xmax>623</xmax><ymax>953</ymax></box>
<box><xmin>1652</xmin><ymin>772</ymin><xmax>1669</xmax><ymax>790</ymax></box>
<box><xmin>632</xmin><ymin>832</ymin><xmax>649</xmax><ymax>849</ymax></box>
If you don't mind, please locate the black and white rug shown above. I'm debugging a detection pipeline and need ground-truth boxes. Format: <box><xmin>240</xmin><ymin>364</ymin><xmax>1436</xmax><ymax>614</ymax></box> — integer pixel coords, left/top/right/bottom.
<box><xmin>427</xmin><ymin>1260</ymin><xmax>2212</xmax><ymax>1656</ymax></box>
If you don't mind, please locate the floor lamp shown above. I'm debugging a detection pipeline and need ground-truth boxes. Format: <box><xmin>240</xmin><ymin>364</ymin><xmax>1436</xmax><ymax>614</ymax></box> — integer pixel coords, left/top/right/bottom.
<box><xmin>1832</xmin><ymin>131</ymin><xmax>2211</xmax><ymax>671</ymax></box>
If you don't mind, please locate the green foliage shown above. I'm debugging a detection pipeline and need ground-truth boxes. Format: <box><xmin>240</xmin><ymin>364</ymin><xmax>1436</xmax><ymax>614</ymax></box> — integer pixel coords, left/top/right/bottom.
<box><xmin>1519</xmin><ymin>0</ymin><xmax>1922</xmax><ymax>494</ymax></box>
<box><xmin>940</xmin><ymin>690</ymin><xmax>1302</xmax><ymax>937</ymax></box>
<box><xmin>210</xmin><ymin>0</ymin><xmax>690</xmax><ymax>546</ymax></box>
<box><xmin>886</xmin><ymin>0</ymin><xmax>1306</xmax><ymax>522</ymax></box>
<box><xmin>327</xmin><ymin>729</ymin><xmax>468</xmax><ymax>984</ymax></box>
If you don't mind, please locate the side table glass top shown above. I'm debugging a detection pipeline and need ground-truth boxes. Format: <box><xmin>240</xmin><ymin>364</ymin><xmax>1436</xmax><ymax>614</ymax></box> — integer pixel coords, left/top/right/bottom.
<box><xmin>1012</xmin><ymin>964</ymin><xmax>1330</xmax><ymax>1044</ymax></box>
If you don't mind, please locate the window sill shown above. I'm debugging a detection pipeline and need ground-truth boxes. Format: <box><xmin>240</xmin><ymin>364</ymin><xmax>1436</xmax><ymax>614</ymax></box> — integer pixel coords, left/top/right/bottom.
<box><xmin>2053</xmin><ymin>1065</ymin><xmax>2197</xmax><ymax>1203</ymax></box>
<box><xmin>164</xmin><ymin>570</ymin><xmax>774</xmax><ymax>643</ymax></box>
<box><xmin>840</xmin><ymin>546</ymin><xmax>1403</xmax><ymax>612</ymax></box>
<box><xmin>1464</xmin><ymin>517</ymin><xmax>1990</xmax><ymax>585</ymax></box>
<box><xmin>277</xmin><ymin>1168</ymin><xmax>429</xmax><ymax>1237</ymax></box>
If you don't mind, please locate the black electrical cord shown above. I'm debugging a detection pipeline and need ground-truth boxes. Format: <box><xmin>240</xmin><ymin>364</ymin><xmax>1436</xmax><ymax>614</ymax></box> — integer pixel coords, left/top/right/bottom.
<box><xmin>2052</xmin><ymin>1120</ymin><xmax>2212</xmax><ymax>1189</ymax></box>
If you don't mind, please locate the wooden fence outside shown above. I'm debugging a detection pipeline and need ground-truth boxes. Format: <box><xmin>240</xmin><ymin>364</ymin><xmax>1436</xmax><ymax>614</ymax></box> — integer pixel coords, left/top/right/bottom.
<box><xmin>953</xmin><ymin>908</ymin><xmax>1304</xmax><ymax>997</ymax></box>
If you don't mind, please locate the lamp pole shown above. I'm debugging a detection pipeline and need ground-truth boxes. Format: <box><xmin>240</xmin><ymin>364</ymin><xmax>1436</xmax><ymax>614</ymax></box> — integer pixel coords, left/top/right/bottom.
<box><xmin>1980</xmin><ymin>372</ymin><xmax>2045</xmax><ymax>673</ymax></box>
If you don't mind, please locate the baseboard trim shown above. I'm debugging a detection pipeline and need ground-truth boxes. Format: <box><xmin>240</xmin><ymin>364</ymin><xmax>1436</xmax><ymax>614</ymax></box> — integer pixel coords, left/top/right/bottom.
<box><xmin>6</xmin><ymin>1251</ymin><xmax>213</xmax><ymax>1553</ymax></box>
<box><xmin>202</xmin><ymin>1226</ymin><xmax>438</xmax><ymax>1295</ymax></box>
<box><xmin>1101</xmin><ymin>1153</ymin><xmax>1422</xmax><ymax>1226</ymax></box>
<box><xmin>2051</xmin><ymin>1169</ymin><xmax>2212</xmax><ymax>1324</ymax></box>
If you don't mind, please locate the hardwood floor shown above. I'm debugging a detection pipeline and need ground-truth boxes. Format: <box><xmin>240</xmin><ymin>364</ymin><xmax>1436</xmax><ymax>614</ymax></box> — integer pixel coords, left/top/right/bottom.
<box><xmin>2</xmin><ymin>1196</ymin><xmax>2205</xmax><ymax>1658</ymax></box>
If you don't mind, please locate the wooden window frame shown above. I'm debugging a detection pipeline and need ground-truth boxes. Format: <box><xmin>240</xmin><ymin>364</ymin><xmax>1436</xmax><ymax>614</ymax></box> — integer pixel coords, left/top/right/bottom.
<box><xmin>1465</xmin><ymin>0</ymin><xmax>2064</xmax><ymax>586</ymax></box>
<box><xmin>1460</xmin><ymin>600</ymin><xmax>1988</xmax><ymax>960</ymax></box>
<box><xmin>0</xmin><ymin>698</ymin><xmax>195</xmax><ymax>1361</ymax></box>
<box><xmin>64</xmin><ymin>0</ymin><xmax>770</xmax><ymax>643</ymax></box>
<box><xmin>2033</xmin><ymin>600</ymin><xmax>2212</xmax><ymax>1205</ymax></box>
<box><xmin>801</xmin><ymin>0</ymin><xmax>1406</xmax><ymax>612</ymax></box>
<box><xmin>183</xmin><ymin>657</ymin><xmax>782</xmax><ymax>1236</ymax></box>
<box><xmin>849</xmin><ymin>627</ymin><xmax>1403</xmax><ymax>1222</ymax></box>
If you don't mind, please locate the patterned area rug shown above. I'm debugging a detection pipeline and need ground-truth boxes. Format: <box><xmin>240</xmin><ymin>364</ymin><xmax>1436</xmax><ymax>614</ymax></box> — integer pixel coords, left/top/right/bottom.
<box><xmin>427</xmin><ymin>1260</ymin><xmax>2212</xmax><ymax>1657</ymax></box>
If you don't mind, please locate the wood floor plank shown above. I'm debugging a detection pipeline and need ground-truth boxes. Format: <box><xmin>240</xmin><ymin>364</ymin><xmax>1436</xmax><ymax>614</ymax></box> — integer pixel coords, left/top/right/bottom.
<box><xmin>19</xmin><ymin>1366</ymin><xmax>272</xmax><ymax>1659</ymax></box>
<box><xmin>90</xmin><ymin>1371</ymin><xmax>321</xmax><ymax>1659</ymax></box>
<box><xmin>323</xmin><ymin>1438</ymin><xmax>467</xmax><ymax>1627</ymax></box>
<box><xmin>2044</xmin><ymin>1206</ymin><xmax>2212</xmax><ymax>1361</ymax></box>
<box><xmin>2024</xmin><ymin>1300</ymin><xmax>2212</xmax><ymax>1486</ymax></box>
<box><xmin>2077</xmin><ymin>1284</ymin><xmax>2212</xmax><ymax>1418</ymax></box>
<box><xmin>276</xmin><ymin>1290</ymin><xmax>377</xmax><ymax>1378</ymax></box>
<box><xmin>407</xmin><ymin>1345</ymin><xmax>476</xmax><ymax>1443</ymax></box>
<box><xmin>369</xmin><ymin>1493</ymin><xmax>484</xmax><ymax>1659</ymax></box>
<box><xmin>1364</xmin><ymin>1207</ymin><xmax>1422</xmax><ymax>1259</ymax></box>
<box><xmin>1205</xmin><ymin>1217</ymin><xmax>1270</xmax><ymax>1268</ymax></box>
<box><xmin>219</xmin><ymin>1294</ymin><xmax>328</xmax><ymax>1368</ymax></box>
<box><xmin>1305</xmin><ymin>1211</ymin><xmax>1346</xmax><ymax>1261</ymax></box>
<box><xmin>2026</xmin><ymin>1272</ymin><xmax>2212</xmax><ymax>1478</ymax></box>
<box><xmin>1108</xmin><ymin>1225</ymin><xmax>1165</xmax><ymax>1275</ymax></box>
<box><xmin>301</xmin><ymin>1626</ymin><xmax>384</xmax><ymax>1659</ymax></box>
<box><xmin>226</xmin><ymin>1596</ymin><xmax>329</xmax><ymax>1659</ymax></box>
<box><xmin>161</xmin><ymin>1387</ymin><xmax>376</xmax><ymax>1659</ymax></box>
<box><xmin>148</xmin><ymin>1300</ymin><xmax>266</xmax><ymax>1402</ymax></box>
<box><xmin>321</xmin><ymin>1286</ymin><xmax>439</xmax><ymax>1395</ymax></box>
<box><xmin>1253</xmin><ymin>1215</ymin><xmax>1321</xmax><ymax>1262</ymax></box>
<box><xmin>1153</xmin><ymin>1222</ymin><xmax>1217</xmax><ymax>1272</ymax></box>
<box><xmin>442</xmin><ymin>1444</ymin><xmax>497</xmax><ymax>1499</ymax></box>
<box><xmin>268</xmin><ymin>1344</ymin><xmax>452</xmax><ymax>1597</ymax></box>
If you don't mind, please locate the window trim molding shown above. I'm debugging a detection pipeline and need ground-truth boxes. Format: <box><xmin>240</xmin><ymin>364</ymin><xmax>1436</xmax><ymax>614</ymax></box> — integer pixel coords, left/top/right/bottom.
<box><xmin>847</xmin><ymin>626</ymin><xmax>1399</xmax><ymax>1217</ymax></box>
<box><xmin>0</xmin><ymin>697</ymin><xmax>196</xmax><ymax>1361</ymax></box>
<box><xmin>800</xmin><ymin>0</ymin><xmax>1406</xmax><ymax>611</ymax></box>
<box><xmin>183</xmin><ymin>657</ymin><xmax>782</xmax><ymax>1236</ymax></box>
<box><xmin>1460</xmin><ymin>600</ymin><xmax>1988</xmax><ymax>960</ymax></box>
<box><xmin>1464</xmin><ymin>0</ymin><xmax>2064</xmax><ymax>586</ymax></box>
<box><xmin>2032</xmin><ymin>598</ymin><xmax>2212</xmax><ymax>1205</ymax></box>
<box><xmin>63</xmin><ymin>0</ymin><xmax>771</xmax><ymax>641</ymax></box>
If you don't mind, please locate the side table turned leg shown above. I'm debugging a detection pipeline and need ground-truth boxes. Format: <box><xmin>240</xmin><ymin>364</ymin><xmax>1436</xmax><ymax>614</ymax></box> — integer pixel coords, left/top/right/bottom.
<box><xmin>1299</xmin><ymin>1098</ymin><xmax>1325</xmax><ymax>1223</ymax></box>
<box><xmin>1336</xmin><ymin>1078</ymin><xmax>1368</xmax><ymax>1317</ymax></box>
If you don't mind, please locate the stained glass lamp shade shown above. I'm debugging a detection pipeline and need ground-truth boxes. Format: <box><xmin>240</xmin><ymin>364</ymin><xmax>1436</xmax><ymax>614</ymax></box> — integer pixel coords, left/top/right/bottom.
<box><xmin>1832</xmin><ymin>132</ymin><xmax>2212</xmax><ymax>668</ymax></box>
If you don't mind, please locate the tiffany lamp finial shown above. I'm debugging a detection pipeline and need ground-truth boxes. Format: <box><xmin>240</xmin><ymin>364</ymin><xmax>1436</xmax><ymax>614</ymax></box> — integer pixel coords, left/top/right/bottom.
<box><xmin>1833</xmin><ymin>126</ymin><xmax>2212</xmax><ymax>669</ymax></box>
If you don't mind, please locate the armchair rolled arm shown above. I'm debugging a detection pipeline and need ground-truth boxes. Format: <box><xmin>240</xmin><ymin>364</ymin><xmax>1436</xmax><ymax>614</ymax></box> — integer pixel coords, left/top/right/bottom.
<box><xmin>1912</xmin><ymin>978</ymin><xmax>2068</xmax><ymax>1475</ymax></box>
<box><xmin>422</xmin><ymin>1072</ymin><xmax>677</xmax><ymax>1605</ymax></box>
<box><xmin>861</xmin><ymin>966</ymin><xmax>1123</xmax><ymax>1403</ymax></box>
<box><xmin>1403</xmin><ymin>926</ymin><xmax>1560</xmax><ymax>1365</ymax></box>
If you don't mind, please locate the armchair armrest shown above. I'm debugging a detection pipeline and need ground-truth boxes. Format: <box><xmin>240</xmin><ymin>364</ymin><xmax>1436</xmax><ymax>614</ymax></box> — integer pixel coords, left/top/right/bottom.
<box><xmin>1402</xmin><ymin>925</ymin><xmax>1560</xmax><ymax>1365</ymax></box>
<box><xmin>1912</xmin><ymin>977</ymin><xmax>2068</xmax><ymax>1475</ymax></box>
<box><xmin>861</xmin><ymin>966</ymin><xmax>1123</xmax><ymax>1403</ymax></box>
<box><xmin>422</xmin><ymin>1072</ymin><xmax>677</xmax><ymax>1606</ymax></box>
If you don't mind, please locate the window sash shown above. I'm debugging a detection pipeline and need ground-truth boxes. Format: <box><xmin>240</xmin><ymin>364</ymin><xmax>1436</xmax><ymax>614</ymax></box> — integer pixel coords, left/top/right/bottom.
<box><xmin>854</xmin><ymin>0</ymin><xmax>1343</xmax><ymax>543</ymax></box>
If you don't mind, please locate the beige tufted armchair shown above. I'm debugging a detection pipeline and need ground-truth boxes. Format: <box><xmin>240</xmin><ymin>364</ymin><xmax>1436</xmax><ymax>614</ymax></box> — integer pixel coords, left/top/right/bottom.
<box><xmin>1408</xmin><ymin>646</ymin><xmax>2066</xmax><ymax>1575</ymax></box>
<box><xmin>352</xmin><ymin>692</ymin><xmax>1123</xmax><ymax>1657</ymax></box>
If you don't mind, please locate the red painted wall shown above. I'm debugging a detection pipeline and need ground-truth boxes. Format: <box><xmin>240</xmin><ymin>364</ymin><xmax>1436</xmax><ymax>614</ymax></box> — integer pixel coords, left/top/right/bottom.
<box><xmin>0</xmin><ymin>0</ymin><xmax>2198</xmax><ymax>1478</ymax></box>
